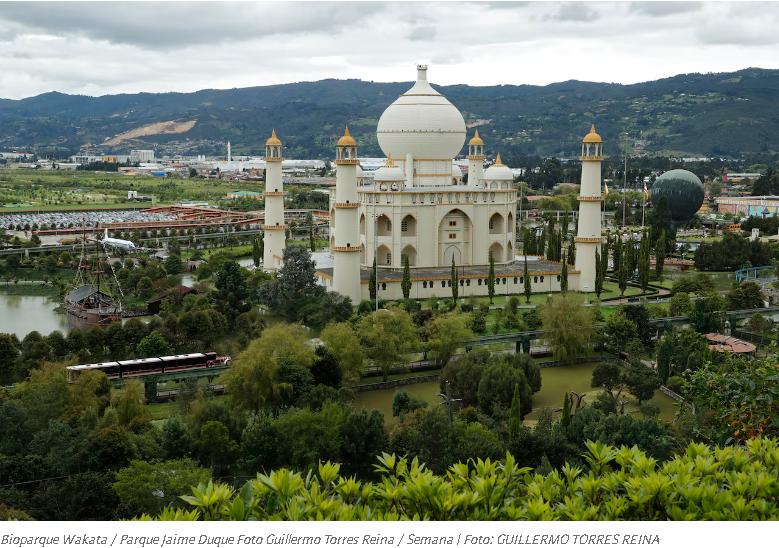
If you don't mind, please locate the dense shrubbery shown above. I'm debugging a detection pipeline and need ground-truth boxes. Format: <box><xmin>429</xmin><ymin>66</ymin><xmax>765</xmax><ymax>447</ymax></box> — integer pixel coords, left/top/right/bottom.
<box><xmin>693</xmin><ymin>231</ymin><xmax>775</xmax><ymax>271</ymax></box>
<box><xmin>135</xmin><ymin>437</ymin><xmax>779</xmax><ymax>521</ymax></box>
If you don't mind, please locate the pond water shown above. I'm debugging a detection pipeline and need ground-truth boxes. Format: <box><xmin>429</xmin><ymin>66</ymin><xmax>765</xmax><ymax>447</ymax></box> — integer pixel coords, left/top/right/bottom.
<box><xmin>664</xmin><ymin>269</ymin><xmax>735</xmax><ymax>292</ymax></box>
<box><xmin>0</xmin><ymin>292</ymin><xmax>70</xmax><ymax>337</ymax></box>
<box><xmin>353</xmin><ymin>362</ymin><xmax>680</xmax><ymax>428</ymax></box>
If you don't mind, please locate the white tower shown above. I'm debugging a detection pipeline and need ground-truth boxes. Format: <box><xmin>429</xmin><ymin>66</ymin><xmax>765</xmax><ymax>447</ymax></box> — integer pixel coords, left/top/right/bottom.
<box><xmin>227</xmin><ymin>141</ymin><xmax>231</xmax><ymax>163</ymax></box>
<box><xmin>263</xmin><ymin>130</ymin><xmax>286</xmax><ymax>271</ymax></box>
<box><xmin>575</xmin><ymin>125</ymin><xmax>604</xmax><ymax>290</ymax></box>
<box><xmin>332</xmin><ymin>127</ymin><xmax>362</xmax><ymax>304</ymax></box>
<box><xmin>467</xmin><ymin>130</ymin><xmax>485</xmax><ymax>187</ymax></box>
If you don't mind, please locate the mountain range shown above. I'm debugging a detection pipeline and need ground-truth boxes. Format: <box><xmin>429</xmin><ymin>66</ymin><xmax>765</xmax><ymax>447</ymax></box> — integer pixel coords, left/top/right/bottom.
<box><xmin>2</xmin><ymin>67</ymin><xmax>779</xmax><ymax>160</ymax></box>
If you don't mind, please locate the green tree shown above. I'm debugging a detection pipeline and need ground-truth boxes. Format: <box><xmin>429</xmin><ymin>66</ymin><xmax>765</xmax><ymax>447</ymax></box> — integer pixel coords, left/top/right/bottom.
<box><xmin>451</xmin><ymin>255</ymin><xmax>459</xmax><ymax>301</ymax></box>
<box><xmin>618</xmin><ymin>246</ymin><xmax>628</xmax><ymax>297</ymax></box>
<box><xmin>560</xmin><ymin>253</ymin><xmax>568</xmax><ymax>292</ymax></box>
<box><xmin>477</xmin><ymin>358</ymin><xmax>531</xmax><ymax>416</ymax></box>
<box><xmin>320</xmin><ymin>322</ymin><xmax>364</xmax><ymax>385</ymax></box>
<box><xmin>368</xmin><ymin>256</ymin><xmax>377</xmax><ymax>302</ymax></box>
<box><xmin>136</xmin><ymin>331</ymin><xmax>171</xmax><ymax>358</ymax></box>
<box><xmin>539</xmin><ymin>293</ymin><xmax>594</xmax><ymax>363</ymax></box>
<box><xmin>523</xmin><ymin>254</ymin><xmax>531</xmax><ymax>304</ymax></box>
<box><xmin>401</xmin><ymin>254</ymin><xmax>411</xmax><ymax>300</ymax></box>
<box><xmin>358</xmin><ymin>307</ymin><xmax>419</xmax><ymax>382</ymax></box>
<box><xmin>624</xmin><ymin>366</ymin><xmax>661</xmax><ymax>404</ymax></box>
<box><xmin>161</xmin><ymin>415</ymin><xmax>195</xmax><ymax>459</ymax></box>
<box><xmin>164</xmin><ymin>254</ymin><xmax>184</xmax><ymax>276</ymax></box>
<box><xmin>114</xmin><ymin>459</ymin><xmax>211</xmax><ymax>516</ymax></box>
<box><xmin>0</xmin><ymin>333</ymin><xmax>20</xmax><ymax>384</ymax></box>
<box><xmin>650</xmin><ymin>195</ymin><xmax>674</xmax><ymax>242</ymax></box>
<box><xmin>669</xmin><ymin>292</ymin><xmax>693</xmax><ymax>316</ymax></box>
<box><xmin>136</xmin><ymin>276</ymin><xmax>154</xmax><ymax>299</ymax></box>
<box><xmin>604</xmin><ymin>312</ymin><xmax>638</xmax><ymax>353</ymax></box>
<box><xmin>591</xmin><ymin>361</ymin><xmax>624</xmax><ymax>393</ymax></box>
<box><xmin>195</xmin><ymin>421</ymin><xmax>239</xmax><ymax>473</ymax></box>
<box><xmin>508</xmin><ymin>383</ymin><xmax>521</xmax><ymax>440</ymax></box>
<box><xmin>655</xmin><ymin>230</ymin><xmax>667</xmax><ymax>277</ymax></box>
<box><xmin>487</xmin><ymin>251</ymin><xmax>495</xmax><ymax>304</ymax></box>
<box><xmin>116</xmin><ymin>380</ymin><xmax>151</xmax><ymax>427</ymax></box>
<box><xmin>690</xmin><ymin>293</ymin><xmax>726</xmax><ymax>333</ymax></box>
<box><xmin>439</xmin><ymin>348</ymin><xmax>490</xmax><ymax>408</ymax></box>
<box><xmin>594</xmin><ymin>247</ymin><xmax>604</xmax><ymax>298</ymax></box>
<box><xmin>426</xmin><ymin>313</ymin><xmax>473</xmax><ymax>369</ymax></box>
<box><xmin>727</xmin><ymin>281</ymin><xmax>765</xmax><ymax>310</ymax></box>
<box><xmin>252</xmin><ymin>239</ymin><xmax>261</xmax><ymax>268</ymax></box>
<box><xmin>392</xmin><ymin>390</ymin><xmax>428</xmax><ymax>417</ymax></box>
<box><xmin>561</xmin><ymin>391</ymin><xmax>571</xmax><ymax>427</ymax></box>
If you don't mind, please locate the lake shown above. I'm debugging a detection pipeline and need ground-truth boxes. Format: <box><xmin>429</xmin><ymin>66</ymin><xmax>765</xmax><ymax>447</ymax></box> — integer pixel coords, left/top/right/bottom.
<box><xmin>353</xmin><ymin>361</ymin><xmax>679</xmax><ymax>427</ymax></box>
<box><xmin>0</xmin><ymin>292</ymin><xmax>70</xmax><ymax>337</ymax></box>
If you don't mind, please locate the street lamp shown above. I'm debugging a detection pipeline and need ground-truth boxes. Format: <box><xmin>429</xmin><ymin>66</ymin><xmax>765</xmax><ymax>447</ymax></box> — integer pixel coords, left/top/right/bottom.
<box><xmin>583</xmin><ymin>285</ymin><xmax>589</xmax><ymax>304</ymax></box>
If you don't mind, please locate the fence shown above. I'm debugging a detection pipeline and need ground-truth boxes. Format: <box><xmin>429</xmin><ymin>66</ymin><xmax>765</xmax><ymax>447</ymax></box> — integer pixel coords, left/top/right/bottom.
<box><xmin>659</xmin><ymin>385</ymin><xmax>695</xmax><ymax>414</ymax></box>
<box><xmin>538</xmin><ymin>356</ymin><xmax>630</xmax><ymax>368</ymax></box>
<box><xmin>356</xmin><ymin>374</ymin><xmax>440</xmax><ymax>392</ymax></box>
<box><xmin>732</xmin><ymin>329</ymin><xmax>776</xmax><ymax>347</ymax></box>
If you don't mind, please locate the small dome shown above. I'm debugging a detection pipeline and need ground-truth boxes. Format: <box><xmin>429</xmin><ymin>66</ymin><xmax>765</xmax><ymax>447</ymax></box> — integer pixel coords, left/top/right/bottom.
<box><xmin>337</xmin><ymin>126</ymin><xmax>357</xmax><ymax>146</ymax></box>
<box><xmin>452</xmin><ymin>164</ymin><xmax>463</xmax><ymax>179</ymax></box>
<box><xmin>373</xmin><ymin>164</ymin><xmax>406</xmax><ymax>182</ymax></box>
<box><xmin>469</xmin><ymin>129</ymin><xmax>484</xmax><ymax>146</ymax></box>
<box><xmin>483</xmin><ymin>154</ymin><xmax>513</xmax><ymax>181</ymax></box>
<box><xmin>582</xmin><ymin>124</ymin><xmax>602</xmax><ymax>143</ymax></box>
<box><xmin>266</xmin><ymin>129</ymin><xmax>282</xmax><ymax>146</ymax></box>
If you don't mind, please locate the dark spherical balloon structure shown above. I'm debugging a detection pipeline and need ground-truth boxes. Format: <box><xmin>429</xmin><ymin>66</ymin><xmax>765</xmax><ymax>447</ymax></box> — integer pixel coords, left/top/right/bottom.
<box><xmin>650</xmin><ymin>169</ymin><xmax>704</xmax><ymax>227</ymax></box>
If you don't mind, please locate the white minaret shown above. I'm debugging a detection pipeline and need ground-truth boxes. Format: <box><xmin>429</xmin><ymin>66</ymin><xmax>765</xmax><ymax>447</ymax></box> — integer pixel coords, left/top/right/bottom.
<box><xmin>332</xmin><ymin>127</ymin><xmax>362</xmax><ymax>304</ymax></box>
<box><xmin>467</xmin><ymin>130</ymin><xmax>485</xmax><ymax>187</ymax></box>
<box><xmin>263</xmin><ymin>130</ymin><xmax>286</xmax><ymax>271</ymax></box>
<box><xmin>227</xmin><ymin>141</ymin><xmax>231</xmax><ymax>163</ymax></box>
<box><xmin>575</xmin><ymin>125</ymin><xmax>604</xmax><ymax>291</ymax></box>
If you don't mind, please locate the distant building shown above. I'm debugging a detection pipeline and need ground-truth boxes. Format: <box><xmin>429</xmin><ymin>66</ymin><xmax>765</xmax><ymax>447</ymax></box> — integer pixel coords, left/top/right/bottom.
<box><xmin>226</xmin><ymin>191</ymin><xmax>263</xmax><ymax>200</ymax></box>
<box><xmin>716</xmin><ymin>196</ymin><xmax>779</xmax><ymax>217</ymax></box>
<box><xmin>131</xmin><ymin>150</ymin><xmax>155</xmax><ymax>162</ymax></box>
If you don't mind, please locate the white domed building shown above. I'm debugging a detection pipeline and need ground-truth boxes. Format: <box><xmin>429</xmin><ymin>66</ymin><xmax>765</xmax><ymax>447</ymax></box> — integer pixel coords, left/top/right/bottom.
<box><xmin>317</xmin><ymin>65</ymin><xmax>595</xmax><ymax>303</ymax></box>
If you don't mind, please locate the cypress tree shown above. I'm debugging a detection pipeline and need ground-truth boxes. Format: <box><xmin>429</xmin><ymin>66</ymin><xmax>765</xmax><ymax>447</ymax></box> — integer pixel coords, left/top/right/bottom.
<box><xmin>561</xmin><ymin>210</ymin><xmax>569</xmax><ymax>237</ymax></box>
<box><xmin>655</xmin><ymin>230</ymin><xmax>667</xmax><ymax>277</ymax></box>
<box><xmin>522</xmin><ymin>228</ymin><xmax>530</xmax><ymax>255</ymax></box>
<box><xmin>595</xmin><ymin>247</ymin><xmax>603</xmax><ymax>299</ymax></box>
<box><xmin>509</xmin><ymin>382</ymin><xmax>522</xmax><ymax>440</ymax></box>
<box><xmin>546</xmin><ymin>229</ymin><xmax>554</xmax><ymax>261</ymax></box>
<box><xmin>451</xmin><ymin>255</ymin><xmax>459</xmax><ymax>301</ymax></box>
<box><xmin>601</xmin><ymin>236</ymin><xmax>609</xmax><ymax>274</ymax></box>
<box><xmin>401</xmin><ymin>254</ymin><xmax>411</xmax><ymax>300</ymax></box>
<box><xmin>523</xmin><ymin>254</ymin><xmax>532</xmax><ymax>304</ymax></box>
<box><xmin>309</xmin><ymin>223</ymin><xmax>316</xmax><ymax>252</ymax></box>
<box><xmin>561</xmin><ymin>391</ymin><xmax>571</xmax><ymax>427</ymax></box>
<box><xmin>252</xmin><ymin>239</ymin><xmax>261</xmax><ymax>267</ymax></box>
<box><xmin>560</xmin><ymin>252</ymin><xmax>568</xmax><ymax>293</ymax></box>
<box><xmin>613</xmin><ymin>236</ymin><xmax>622</xmax><ymax>274</ymax></box>
<box><xmin>539</xmin><ymin>228</ymin><xmax>546</xmax><ymax>258</ymax></box>
<box><xmin>638</xmin><ymin>234</ymin><xmax>649</xmax><ymax>292</ymax></box>
<box><xmin>487</xmin><ymin>250</ymin><xmax>496</xmax><ymax>304</ymax></box>
<box><xmin>618</xmin><ymin>245</ymin><xmax>628</xmax><ymax>297</ymax></box>
<box><xmin>567</xmin><ymin>239</ymin><xmax>576</xmax><ymax>266</ymax></box>
<box><xmin>557</xmin><ymin>230</ymin><xmax>563</xmax><ymax>262</ymax></box>
<box><xmin>369</xmin><ymin>256</ymin><xmax>377</xmax><ymax>301</ymax></box>
<box><xmin>259</xmin><ymin>232</ymin><xmax>264</xmax><ymax>261</ymax></box>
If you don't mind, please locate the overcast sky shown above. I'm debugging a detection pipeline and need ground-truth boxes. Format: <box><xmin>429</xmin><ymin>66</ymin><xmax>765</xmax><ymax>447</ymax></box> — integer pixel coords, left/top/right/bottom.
<box><xmin>1</xmin><ymin>1</ymin><xmax>778</xmax><ymax>100</ymax></box>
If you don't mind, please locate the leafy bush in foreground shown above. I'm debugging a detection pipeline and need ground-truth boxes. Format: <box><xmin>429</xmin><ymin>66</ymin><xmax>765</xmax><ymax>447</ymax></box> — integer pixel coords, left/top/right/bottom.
<box><xmin>134</xmin><ymin>437</ymin><xmax>779</xmax><ymax>521</ymax></box>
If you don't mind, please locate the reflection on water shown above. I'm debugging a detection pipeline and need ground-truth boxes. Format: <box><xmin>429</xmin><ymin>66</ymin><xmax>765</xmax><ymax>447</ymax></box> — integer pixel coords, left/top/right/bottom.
<box><xmin>664</xmin><ymin>269</ymin><xmax>735</xmax><ymax>292</ymax></box>
<box><xmin>354</xmin><ymin>362</ymin><xmax>679</xmax><ymax>427</ymax></box>
<box><xmin>0</xmin><ymin>292</ymin><xmax>70</xmax><ymax>337</ymax></box>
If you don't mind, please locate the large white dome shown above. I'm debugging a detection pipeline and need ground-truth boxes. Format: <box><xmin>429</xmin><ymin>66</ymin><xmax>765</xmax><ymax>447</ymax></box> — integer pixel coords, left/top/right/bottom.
<box><xmin>376</xmin><ymin>65</ymin><xmax>466</xmax><ymax>161</ymax></box>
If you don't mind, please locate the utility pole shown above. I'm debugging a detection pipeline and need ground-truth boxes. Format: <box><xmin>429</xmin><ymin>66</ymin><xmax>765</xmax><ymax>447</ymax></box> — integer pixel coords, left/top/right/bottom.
<box><xmin>374</xmin><ymin>213</ymin><xmax>379</xmax><ymax>312</ymax></box>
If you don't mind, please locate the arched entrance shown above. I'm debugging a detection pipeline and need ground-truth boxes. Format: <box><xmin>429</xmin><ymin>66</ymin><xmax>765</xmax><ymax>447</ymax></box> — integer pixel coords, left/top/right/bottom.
<box><xmin>401</xmin><ymin>214</ymin><xmax>417</xmax><ymax>236</ymax></box>
<box><xmin>444</xmin><ymin>245</ymin><xmax>462</xmax><ymax>266</ymax></box>
<box><xmin>377</xmin><ymin>244</ymin><xmax>392</xmax><ymax>266</ymax></box>
<box><xmin>489</xmin><ymin>212</ymin><xmax>504</xmax><ymax>234</ymax></box>
<box><xmin>401</xmin><ymin>245</ymin><xmax>417</xmax><ymax>266</ymax></box>
<box><xmin>489</xmin><ymin>242</ymin><xmax>504</xmax><ymax>262</ymax></box>
<box><xmin>360</xmin><ymin>213</ymin><xmax>366</xmax><ymax>235</ymax></box>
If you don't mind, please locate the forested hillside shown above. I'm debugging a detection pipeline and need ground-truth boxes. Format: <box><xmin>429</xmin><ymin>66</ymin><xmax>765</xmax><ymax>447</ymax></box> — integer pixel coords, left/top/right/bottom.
<box><xmin>2</xmin><ymin>67</ymin><xmax>779</xmax><ymax>160</ymax></box>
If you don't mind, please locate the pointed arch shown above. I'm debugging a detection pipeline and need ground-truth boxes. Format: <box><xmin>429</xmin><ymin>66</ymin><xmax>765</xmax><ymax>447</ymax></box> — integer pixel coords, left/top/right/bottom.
<box><xmin>377</xmin><ymin>213</ymin><xmax>392</xmax><ymax>236</ymax></box>
<box><xmin>359</xmin><ymin>213</ymin><xmax>366</xmax><ymax>236</ymax></box>
<box><xmin>377</xmin><ymin>244</ymin><xmax>392</xmax><ymax>266</ymax></box>
<box><xmin>401</xmin><ymin>245</ymin><xmax>417</xmax><ymax>266</ymax></box>
<box><xmin>508</xmin><ymin>211</ymin><xmax>514</xmax><ymax>230</ymax></box>
<box><xmin>489</xmin><ymin>212</ymin><xmax>504</xmax><ymax>235</ymax></box>
<box><xmin>401</xmin><ymin>214</ymin><xmax>417</xmax><ymax>236</ymax></box>
<box><xmin>489</xmin><ymin>241</ymin><xmax>504</xmax><ymax>262</ymax></box>
<box><xmin>330</xmin><ymin>207</ymin><xmax>336</xmax><ymax>229</ymax></box>
<box><xmin>443</xmin><ymin>245</ymin><xmax>462</xmax><ymax>266</ymax></box>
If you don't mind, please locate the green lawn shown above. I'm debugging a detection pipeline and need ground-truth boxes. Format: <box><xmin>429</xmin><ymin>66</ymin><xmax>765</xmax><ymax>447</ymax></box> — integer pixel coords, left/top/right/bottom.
<box><xmin>147</xmin><ymin>401</ymin><xmax>176</xmax><ymax>420</ymax></box>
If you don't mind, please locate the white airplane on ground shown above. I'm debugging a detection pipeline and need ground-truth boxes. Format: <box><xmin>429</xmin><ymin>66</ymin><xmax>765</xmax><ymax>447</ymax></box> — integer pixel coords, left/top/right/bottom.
<box><xmin>102</xmin><ymin>229</ymin><xmax>137</xmax><ymax>252</ymax></box>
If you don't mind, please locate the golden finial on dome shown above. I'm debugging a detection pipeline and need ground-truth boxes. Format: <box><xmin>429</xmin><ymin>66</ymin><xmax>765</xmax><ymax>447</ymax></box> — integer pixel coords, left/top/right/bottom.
<box><xmin>337</xmin><ymin>126</ymin><xmax>357</xmax><ymax>146</ymax></box>
<box><xmin>494</xmin><ymin>153</ymin><xmax>503</xmax><ymax>166</ymax></box>
<box><xmin>266</xmin><ymin>129</ymin><xmax>282</xmax><ymax>146</ymax></box>
<box><xmin>386</xmin><ymin>153</ymin><xmax>394</xmax><ymax>167</ymax></box>
<box><xmin>469</xmin><ymin>129</ymin><xmax>484</xmax><ymax>146</ymax></box>
<box><xmin>583</xmin><ymin>124</ymin><xmax>602</xmax><ymax>143</ymax></box>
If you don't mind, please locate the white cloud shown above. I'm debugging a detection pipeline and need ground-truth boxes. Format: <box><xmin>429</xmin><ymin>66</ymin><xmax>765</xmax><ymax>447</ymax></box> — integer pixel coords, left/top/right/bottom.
<box><xmin>0</xmin><ymin>1</ymin><xmax>776</xmax><ymax>99</ymax></box>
